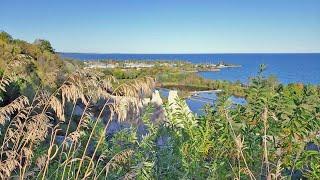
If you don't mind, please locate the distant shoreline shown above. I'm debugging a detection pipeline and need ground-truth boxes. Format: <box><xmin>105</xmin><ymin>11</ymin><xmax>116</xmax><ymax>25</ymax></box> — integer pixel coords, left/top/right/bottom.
<box><xmin>60</xmin><ymin>53</ymin><xmax>320</xmax><ymax>84</ymax></box>
<box><xmin>59</xmin><ymin>52</ymin><xmax>320</xmax><ymax>56</ymax></box>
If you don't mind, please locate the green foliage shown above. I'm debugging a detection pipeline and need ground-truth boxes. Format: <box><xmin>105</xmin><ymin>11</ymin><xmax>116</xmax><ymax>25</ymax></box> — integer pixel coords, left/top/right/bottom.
<box><xmin>296</xmin><ymin>150</ymin><xmax>320</xmax><ymax>178</ymax></box>
<box><xmin>103</xmin><ymin>69</ymin><xmax>320</xmax><ymax>179</ymax></box>
<box><xmin>33</xmin><ymin>39</ymin><xmax>55</xmax><ymax>53</ymax></box>
<box><xmin>158</xmin><ymin>71</ymin><xmax>245</xmax><ymax>97</ymax></box>
<box><xmin>0</xmin><ymin>32</ymin><xmax>68</xmax><ymax>101</ymax></box>
<box><xmin>0</xmin><ymin>31</ymin><xmax>13</xmax><ymax>43</ymax></box>
<box><xmin>1</xmin><ymin>31</ymin><xmax>319</xmax><ymax>179</ymax></box>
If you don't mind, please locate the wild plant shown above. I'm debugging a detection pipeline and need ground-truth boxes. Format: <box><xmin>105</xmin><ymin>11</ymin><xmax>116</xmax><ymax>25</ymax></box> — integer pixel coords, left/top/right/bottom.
<box><xmin>1</xmin><ymin>61</ymin><xmax>319</xmax><ymax>179</ymax></box>
<box><xmin>0</xmin><ymin>64</ymin><xmax>156</xmax><ymax>179</ymax></box>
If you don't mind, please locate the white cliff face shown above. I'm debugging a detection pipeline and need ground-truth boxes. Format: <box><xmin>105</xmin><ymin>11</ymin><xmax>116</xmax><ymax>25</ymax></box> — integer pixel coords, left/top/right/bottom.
<box><xmin>151</xmin><ymin>90</ymin><xmax>163</xmax><ymax>106</ymax></box>
<box><xmin>142</xmin><ymin>98</ymin><xmax>151</xmax><ymax>106</ymax></box>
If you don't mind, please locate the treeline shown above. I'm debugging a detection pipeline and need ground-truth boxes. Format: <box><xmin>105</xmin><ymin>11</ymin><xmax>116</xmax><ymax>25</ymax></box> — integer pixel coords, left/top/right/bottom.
<box><xmin>0</xmin><ymin>31</ymin><xmax>82</xmax><ymax>104</ymax></box>
<box><xmin>157</xmin><ymin>71</ymin><xmax>246</xmax><ymax>97</ymax></box>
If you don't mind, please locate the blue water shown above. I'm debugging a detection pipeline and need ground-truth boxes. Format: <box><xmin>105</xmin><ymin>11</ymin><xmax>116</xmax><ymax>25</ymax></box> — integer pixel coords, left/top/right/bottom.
<box><xmin>60</xmin><ymin>53</ymin><xmax>320</xmax><ymax>84</ymax></box>
<box><xmin>158</xmin><ymin>88</ymin><xmax>246</xmax><ymax>114</ymax></box>
<box><xmin>61</xmin><ymin>53</ymin><xmax>319</xmax><ymax>113</ymax></box>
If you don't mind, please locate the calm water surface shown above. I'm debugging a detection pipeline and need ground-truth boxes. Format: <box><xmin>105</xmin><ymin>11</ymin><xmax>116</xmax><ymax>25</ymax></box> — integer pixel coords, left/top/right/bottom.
<box><xmin>158</xmin><ymin>88</ymin><xmax>245</xmax><ymax>114</ymax></box>
<box><xmin>61</xmin><ymin>53</ymin><xmax>320</xmax><ymax>84</ymax></box>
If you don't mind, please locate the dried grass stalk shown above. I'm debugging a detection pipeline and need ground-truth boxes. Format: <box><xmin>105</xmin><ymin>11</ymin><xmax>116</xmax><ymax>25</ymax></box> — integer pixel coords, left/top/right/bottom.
<box><xmin>0</xmin><ymin>96</ymin><xmax>29</xmax><ymax>125</ymax></box>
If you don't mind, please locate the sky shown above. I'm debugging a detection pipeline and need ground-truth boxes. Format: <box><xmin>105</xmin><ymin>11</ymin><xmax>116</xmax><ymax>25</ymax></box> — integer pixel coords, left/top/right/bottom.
<box><xmin>1</xmin><ymin>0</ymin><xmax>320</xmax><ymax>53</ymax></box>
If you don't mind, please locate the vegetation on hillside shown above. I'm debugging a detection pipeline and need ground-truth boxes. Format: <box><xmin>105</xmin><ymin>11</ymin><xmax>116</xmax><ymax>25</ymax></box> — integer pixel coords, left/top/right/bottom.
<box><xmin>99</xmin><ymin>61</ymin><xmax>245</xmax><ymax>97</ymax></box>
<box><xmin>0</xmin><ymin>32</ymin><xmax>319</xmax><ymax>179</ymax></box>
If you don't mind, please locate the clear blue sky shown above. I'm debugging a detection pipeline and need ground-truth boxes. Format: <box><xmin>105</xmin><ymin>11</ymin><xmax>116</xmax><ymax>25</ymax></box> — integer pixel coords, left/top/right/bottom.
<box><xmin>1</xmin><ymin>0</ymin><xmax>320</xmax><ymax>53</ymax></box>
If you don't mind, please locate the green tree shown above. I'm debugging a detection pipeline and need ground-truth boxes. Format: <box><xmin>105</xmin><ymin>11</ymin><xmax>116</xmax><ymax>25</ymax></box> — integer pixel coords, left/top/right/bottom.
<box><xmin>34</xmin><ymin>39</ymin><xmax>55</xmax><ymax>53</ymax></box>
<box><xmin>0</xmin><ymin>31</ymin><xmax>13</xmax><ymax>43</ymax></box>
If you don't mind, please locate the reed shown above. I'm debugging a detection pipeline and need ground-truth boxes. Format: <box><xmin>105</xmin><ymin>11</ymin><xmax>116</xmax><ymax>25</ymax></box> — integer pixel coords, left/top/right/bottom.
<box><xmin>1</xmin><ymin>56</ymin><xmax>319</xmax><ymax>179</ymax></box>
<box><xmin>0</xmin><ymin>63</ymin><xmax>155</xmax><ymax>179</ymax></box>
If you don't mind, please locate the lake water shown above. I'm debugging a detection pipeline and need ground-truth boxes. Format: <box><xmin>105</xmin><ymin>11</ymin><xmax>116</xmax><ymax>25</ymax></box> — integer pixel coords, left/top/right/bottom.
<box><xmin>61</xmin><ymin>53</ymin><xmax>320</xmax><ymax>113</ymax></box>
<box><xmin>61</xmin><ymin>53</ymin><xmax>320</xmax><ymax>84</ymax></box>
<box><xmin>157</xmin><ymin>88</ymin><xmax>246</xmax><ymax>114</ymax></box>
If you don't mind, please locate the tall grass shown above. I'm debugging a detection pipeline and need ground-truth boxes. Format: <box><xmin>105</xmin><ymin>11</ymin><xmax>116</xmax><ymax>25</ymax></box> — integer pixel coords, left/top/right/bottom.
<box><xmin>0</xmin><ymin>68</ymin><xmax>155</xmax><ymax>179</ymax></box>
<box><xmin>0</xmin><ymin>64</ymin><xmax>319</xmax><ymax>179</ymax></box>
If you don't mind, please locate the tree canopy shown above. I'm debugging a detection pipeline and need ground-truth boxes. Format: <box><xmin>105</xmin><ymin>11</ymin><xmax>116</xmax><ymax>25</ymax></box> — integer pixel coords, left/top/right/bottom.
<box><xmin>34</xmin><ymin>39</ymin><xmax>55</xmax><ymax>53</ymax></box>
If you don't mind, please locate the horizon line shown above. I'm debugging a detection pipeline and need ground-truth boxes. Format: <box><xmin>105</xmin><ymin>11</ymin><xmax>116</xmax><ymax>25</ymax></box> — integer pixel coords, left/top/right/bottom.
<box><xmin>58</xmin><ymin>51</ymin><xmax>320</xmax><ymax>55</ymax></box>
